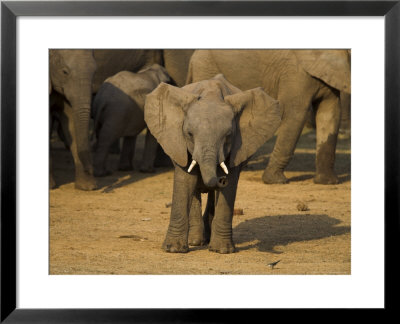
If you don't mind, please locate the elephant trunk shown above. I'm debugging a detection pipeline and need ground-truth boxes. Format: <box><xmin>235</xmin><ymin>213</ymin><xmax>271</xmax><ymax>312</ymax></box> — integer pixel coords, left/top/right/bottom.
<box><xmin>70</xmin><ymin>78</ymin><xmax>94</xmax><ymax>174</ymax></box>
<box><xmin>73</xmin><ymin>104</ymin><xmax>92</xmax><ymax>172</ymax></box>
<box><xmin>196</xmin><ymin>154</ymin><xmax>228</xmax><ymax>189</ymax></box>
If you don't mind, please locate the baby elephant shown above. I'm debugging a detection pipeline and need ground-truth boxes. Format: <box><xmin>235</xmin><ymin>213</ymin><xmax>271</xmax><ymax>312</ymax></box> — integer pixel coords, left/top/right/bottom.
<box><xmin>92</xmin><ymin>64</ymin><xmax>170</xmax><ymax>177</ymax></box>
<box><xmin>145</xmin><ymin>75</ymin><xmax>281</xmax><ymax>253</ymax></box>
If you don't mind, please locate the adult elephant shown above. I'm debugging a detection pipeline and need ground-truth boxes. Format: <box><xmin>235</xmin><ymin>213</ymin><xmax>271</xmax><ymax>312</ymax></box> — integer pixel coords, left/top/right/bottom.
<box><xmin>162</xmin><ymin>49</ymin><xmax>195</xmax><ymax>87</ymax></box>
<box><xmin>49</xmin><ymin>49</ymin><xmax>162</xmax><ymax>190</ymax></box>
<box><xmin>187</xmin><ymin>49</ymin><xmax>351</xmax><ymax>184</ymax></box>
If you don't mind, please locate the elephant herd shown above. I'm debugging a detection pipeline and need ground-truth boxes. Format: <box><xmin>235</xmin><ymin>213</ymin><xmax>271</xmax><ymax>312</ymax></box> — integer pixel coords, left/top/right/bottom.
<box><xmin>49</xmin><ymin>49</ymin><xmax>351</xmax><ymax>253</ymax></box>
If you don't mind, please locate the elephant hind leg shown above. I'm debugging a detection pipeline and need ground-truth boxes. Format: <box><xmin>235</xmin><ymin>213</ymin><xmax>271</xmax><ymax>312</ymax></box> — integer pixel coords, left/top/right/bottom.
<box><xmin>139</xmin><ymin>130</ymin><xmax>158</xmax><ymax>173</ymax></box>
<box><xmin>118</xmin><ymin>136</ymin><xmax>136</xmax><ymax>171</ymax></box>
<box><xmin>314</xmin><ymin>88</ymin><xmax>341</xmax><ymax>184</ymax></box>
<box><xmin>262</xmin><ymin>94</ymin><xmax>312</xmax><ymax>184</ymax></box>
<box><xmin>93</xmin><ymin>122</ymin><xmax>117</xmax><ymax>177</ymax></box>
<box><xmin>338</xmin><ymin>92</ymin><xmax>351</xmax><ymax>140</ymax></box>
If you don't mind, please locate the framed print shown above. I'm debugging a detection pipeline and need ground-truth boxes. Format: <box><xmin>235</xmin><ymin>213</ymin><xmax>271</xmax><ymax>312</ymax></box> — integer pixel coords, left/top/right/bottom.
<box><xmin>1</xmin><ymin>0</ymin><xmax>398</xmax><ymax>321</ymax></box>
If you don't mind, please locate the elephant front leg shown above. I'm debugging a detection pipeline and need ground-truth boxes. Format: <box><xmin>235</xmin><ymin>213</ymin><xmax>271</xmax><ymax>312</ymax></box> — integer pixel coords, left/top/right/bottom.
<box><xmin>209</xmin><ymin>168</ymin><xmax>239</xmax><ymax>254</ymax></box>
<box><xmin>188</xmin><ymin>189</ymin><xmax>205</xmax><ymax>246</ymax></box>
<box><xmin>314</xmin><ymin>90</ymin><xmax>341</xmax><ymax>184</ymax></box>
<box><xmin>57</xmin><ymin>109</ymin><xmax>72</xmax><ymax>150</ymax></box>
<box><xmin>163</xmin><ymin>165</ymin><xmax>197</xmax><ymax>253</ymax></box>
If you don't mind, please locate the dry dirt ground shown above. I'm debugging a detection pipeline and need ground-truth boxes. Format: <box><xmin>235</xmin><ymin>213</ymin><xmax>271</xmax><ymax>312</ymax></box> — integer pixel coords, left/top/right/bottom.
<box><xmin>50</xmin><ymin>130</ymin><xmax>351</xmax><ymax>275</ymax></box>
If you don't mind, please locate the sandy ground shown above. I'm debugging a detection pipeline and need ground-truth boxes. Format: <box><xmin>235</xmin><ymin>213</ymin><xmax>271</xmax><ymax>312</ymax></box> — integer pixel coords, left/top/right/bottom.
<box><xmin>50</xmin><ymin>130</ymin><xmax>350</xmax><ymax>275</ymax></box>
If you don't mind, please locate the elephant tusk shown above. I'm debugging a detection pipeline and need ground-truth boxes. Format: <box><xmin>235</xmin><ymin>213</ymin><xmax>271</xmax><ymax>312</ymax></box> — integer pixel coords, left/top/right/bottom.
<box><xmin>187</xmin><ymin>160</ymin><xmax>197</xmax><ymax>173</ymax></box>
<box><xmin>220</xmin><ymin>162</ymin><xmax>229</xmax><ymax>175</ymax></box>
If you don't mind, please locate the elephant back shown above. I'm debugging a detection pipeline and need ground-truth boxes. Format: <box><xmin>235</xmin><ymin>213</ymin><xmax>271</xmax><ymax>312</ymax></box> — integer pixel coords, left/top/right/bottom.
<box><xmin>92</xmin><ymin>50</ymin><xmax>163</xmax><ymax>93</ymax></box>
<box><xmin>104</xmin><ymin>71</ymin><xmax>155</xmax><ymax>109</ymax></box>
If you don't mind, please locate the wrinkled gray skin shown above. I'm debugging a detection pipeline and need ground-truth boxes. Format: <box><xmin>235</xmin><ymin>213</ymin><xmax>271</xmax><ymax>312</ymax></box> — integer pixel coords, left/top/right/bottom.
<box><xmin>91</xmin><ymin>64</ymin><xmax>170</xmax><ymax>176</ymax></box>
<box><xmin>49</xmin><ymin>49</ymin><xmax>162</xmax><ymax>190</ymax></box>
<box><xmin>187</xmin><ymin>50</ymin><xmax>351</xmax><ymax>185</ymax></box>
<box><xmin>145</xmin><ymin>75</ymin><xmax>281</xmax><ymax>253</ymax></box>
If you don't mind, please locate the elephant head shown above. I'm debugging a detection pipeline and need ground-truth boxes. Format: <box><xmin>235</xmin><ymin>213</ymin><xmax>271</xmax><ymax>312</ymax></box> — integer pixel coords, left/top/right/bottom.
<box><xmin>49</xmin><ymin>49</ymin><xmax>97</xmax><ymax>171</ymax></box>
<box><xmin>296</xmin><ymin>49</ymin><xmax>351</xmax><ymax>94</ymax></box>
<box><xmin>145</xmin><ymin>74</ymin><xmax>281</xmax><ymax>188</ymax></box>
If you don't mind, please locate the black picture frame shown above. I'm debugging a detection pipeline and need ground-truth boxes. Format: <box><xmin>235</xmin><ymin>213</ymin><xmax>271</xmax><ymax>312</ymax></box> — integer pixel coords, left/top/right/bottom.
<box><xmin>1</xmin><ymin>0</ymin><xmax>398</xmax><ymax>322</ymax></box>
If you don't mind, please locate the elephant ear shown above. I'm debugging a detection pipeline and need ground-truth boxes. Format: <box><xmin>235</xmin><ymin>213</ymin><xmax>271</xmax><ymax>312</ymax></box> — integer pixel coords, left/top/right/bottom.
<box><xmin>225</xmin><ymin>88</ymin><xmax>281</xmax><ymax>167</ymax></box>
<box><xmin>144</xmin><ymin>82</ymin><xmax>199</xmax><ymax>167</ymax></box>
<box><xmin>298</xmin><ymin>50</ymin><xmax>351</xmax><ymax>94</ymax></box>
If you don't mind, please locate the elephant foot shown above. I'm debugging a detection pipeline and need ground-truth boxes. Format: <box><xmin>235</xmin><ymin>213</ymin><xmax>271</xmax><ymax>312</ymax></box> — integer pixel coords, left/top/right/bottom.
<box><xmin>118</xmin><ymin>164</ymin><xmax>133</xmax><ymax>171</ymax></box>
<box><xmin>139</xmin><ymin>166</ymin><xmax>155</xmax><ymax>173</ymax></box>
<box><xmin>314</xmin><ymin>171</ymin><xmax>339</xmax><ymax>185</ymax></box>
<box><xmin>208</xmin><ymin>237</ymin><xmax>236</xmax><ymax>254</ymax></box>
<box><xmin>188</xmin><ymin>232</ymin><xmax>206</xmax><ymax>246</ymax></box>
<box><xmin>162</xmin><ymin>236</ymin><xmax>189</xmax><ymax>253</ymax></box>
<box><xmin>75</xmin><ymin>174</ymin><xmax>98</xmax><ymax>191</ymax></box>
<box><xmin>262</xmin><ymin>168</ymin><xmax>288</xmax><ymax>184</ymax></box>
<box><xmin>188</xmin><ymin>223</ymin><xmax>205</xmax><ymax>246</ymax></box>
<box><xmin>188</xmin><ymin>238</ymin><xmax>205</xmax><ymax>246</ymax></box>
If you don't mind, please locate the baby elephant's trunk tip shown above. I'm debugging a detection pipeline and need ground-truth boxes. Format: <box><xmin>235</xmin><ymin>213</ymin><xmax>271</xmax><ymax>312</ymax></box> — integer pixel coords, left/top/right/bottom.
<box><xmin>217</xmin><ymin>176</ymin><xmax>228</xmax><ymax>188</ymax></box>
<box><xmin>203</xmin><ymin>176</ymin><xmax>228</xmax><ymax>189</ymax></box>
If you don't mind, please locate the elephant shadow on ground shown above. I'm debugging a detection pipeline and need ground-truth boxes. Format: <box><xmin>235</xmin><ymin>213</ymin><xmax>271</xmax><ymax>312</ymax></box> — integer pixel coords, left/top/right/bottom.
<box><xmin>233</xmin><ymin>214</ymin><xmax>350</xmax><ymax>253</ymax></box>
<box><xmin>94</xmin><ymin>166</ymin><xmax>172</xmax><ymax>192</ymax></box>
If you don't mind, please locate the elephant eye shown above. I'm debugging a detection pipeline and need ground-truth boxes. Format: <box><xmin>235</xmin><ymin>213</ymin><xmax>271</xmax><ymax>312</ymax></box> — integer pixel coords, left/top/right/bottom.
<box><xmin>62</xmin><ymin>68</ymin><xmax>69</xmax><ymax>76</ymax></box>
<box><xmin>188</xmin><ymin>131</ymin><xmax>193</xmax><ymax>138</ymax></box>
